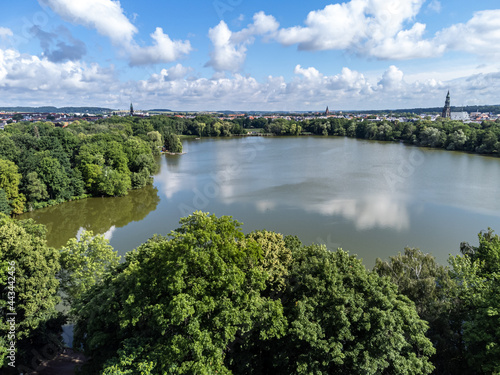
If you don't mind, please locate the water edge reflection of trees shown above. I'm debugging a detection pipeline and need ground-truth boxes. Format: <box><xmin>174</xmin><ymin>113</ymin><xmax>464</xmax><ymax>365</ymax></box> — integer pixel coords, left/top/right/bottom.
<box><xmin>18</xmin><ymin>185</ymin><xmax>160</xmax><ymax>249</ymax></box>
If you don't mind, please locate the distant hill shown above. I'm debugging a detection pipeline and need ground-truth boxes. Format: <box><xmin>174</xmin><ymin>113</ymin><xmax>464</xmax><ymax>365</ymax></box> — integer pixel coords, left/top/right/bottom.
<box><xmin>0</xmin><ymin>106</ymin><xmax>114</xmax><ymax>114</ymax></box>
<box><xmin>148</xmin><ymin>109</ymin><xmax>173</xmax><ymax>112</ymax></box>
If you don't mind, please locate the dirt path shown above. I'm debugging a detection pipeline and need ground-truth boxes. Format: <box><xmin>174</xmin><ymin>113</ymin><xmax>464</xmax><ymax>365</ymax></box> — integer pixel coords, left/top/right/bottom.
<box><xmin>31</xmin><ymin>349</ymin><xmax>86</xmax><ymax>375</ymax></box>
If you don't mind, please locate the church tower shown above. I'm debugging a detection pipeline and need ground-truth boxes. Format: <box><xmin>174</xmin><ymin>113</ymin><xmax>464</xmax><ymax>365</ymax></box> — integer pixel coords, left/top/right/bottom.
<box><xmin>325</xmin><ymin>106</ymin><xmax>330</xmax><ymax>116</ymax></box>
<box><xmin>130</xmin><ymin>103</ymin><xmax>134</xmax><ymax>116</ymax></box>
<box><xmin>441</xmin><ymin>91</ymin><xmax>450</xmax><ymax>118</ymax></box>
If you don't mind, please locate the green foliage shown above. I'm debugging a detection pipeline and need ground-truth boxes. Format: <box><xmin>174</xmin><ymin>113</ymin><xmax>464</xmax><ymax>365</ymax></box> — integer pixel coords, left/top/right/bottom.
<box><xmin>37</xmin><ymin>155</ymin><xmax>71</xmax><ymax>200</ymax></box>
<box><xmin>72</xmin><ymin>213</ymin><xmax>436</xmax><ymax>375</ymax></box>
<box><xmin>0</xmin><ymin>215</ymin><xmax>63</xmax><ymax>370</ymax></box>
<box><xmin>450</xmin><ymin>229</ymin><xmax>500</xmax><ymax>374</ymax></box>
<box><xmin>147</xmin><ymin>130</ymin><xmax>163</xmax><ymax>155</ymax></box>
<box><xmin>265</xmin><ymin>119</ymin><xmax>302</xmax><ymax>135</ymax></box>
<box><xmin>267</xmin><ymin>245</ymin><xmax>435</xmax><ymax>375</ymax></box>
<box><xmin>246</xmin><ymin>230</ymin><xmax>292</xmax><ymax>295</ymax></box>
<box><xmin>0</xmin><ymin>159</ymin><xmax>25</xmax><ymax>214</ymax></box>
<box><xmin>59</xmin><ymin>230</ymin><xmax>120</xmax><ymax>307</ymax></box>
<box><xmin>164</xmin><ymin>133</ymin><xmax>183</xmax><ymax>153</ymax></box>
<box><xmin>460</xmin><ymin>228</ymin><xmax>500</xmax><ymax>275</ymax></box>
<box><xmin>0</xmin><ymin>189</ymin><xmax>12</xmax><ymax>216</ymax></box>
<box><xmin>21</xmin><ymin>172</ymin><xmax>49</xmax><ymax>203</ymax></box>
<box><xmin>73</xmin><ymin>212</ymin><xmax>286</xmax><ymax>374</ymax></box>
<box><xmin>3</xmin><ymin>119</ymin><xmax>162</xmax><ymax>213</ymax></box>
<box><xmin>374</xmin><ymin>248</ymin><xmax>466</xmax><ymax>374</ymax></box>
<box><xmin>294</xmin><ymin>116</ymin><xmax>500</xmax><ymax>155</ymax></box>
<box><xmin>98</xmin><ymin>168</ymin><xmax>132</xmax><ymax>196</ymax></box>
<box><xmin>0</xmin><ymin>136</ymin><xmax>20</xmax><ymax>162</ymax></box>
<box><xmin>283</xmin><ymin>234</ymin><xmax>303</xmax><ymax>252</ymax></box>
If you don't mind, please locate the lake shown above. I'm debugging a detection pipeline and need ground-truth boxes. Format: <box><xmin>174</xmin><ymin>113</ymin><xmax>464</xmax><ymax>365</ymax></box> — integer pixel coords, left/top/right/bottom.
<box><xmin>20</xmin><ymin>136</ymin><xmax>500</xmax><ymax>267</ymax></box>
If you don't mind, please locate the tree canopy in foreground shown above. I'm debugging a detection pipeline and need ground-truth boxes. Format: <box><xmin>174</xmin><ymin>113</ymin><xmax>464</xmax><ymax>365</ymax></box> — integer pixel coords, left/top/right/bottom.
<box><xmin>2</xmin><ymin>212</ymin><xmax>498</xmax><ymax>374</ymax></box>
<box><xmin>72</xmin><ymin>212</ymin><xmax>435</xmax><ymax>374</ymax></box>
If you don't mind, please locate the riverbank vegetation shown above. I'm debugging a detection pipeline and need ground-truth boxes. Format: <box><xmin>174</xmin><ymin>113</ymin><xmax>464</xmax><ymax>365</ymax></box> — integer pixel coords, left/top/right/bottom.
<box><xmin>0</xmin><ymin>119</ymin><xmax>164</xmax><ymax>216</ymax></box>
<box><xmin>1</xmin><ymin>212</ymin><xmax>499</xmax><ymax>374</ymax></box>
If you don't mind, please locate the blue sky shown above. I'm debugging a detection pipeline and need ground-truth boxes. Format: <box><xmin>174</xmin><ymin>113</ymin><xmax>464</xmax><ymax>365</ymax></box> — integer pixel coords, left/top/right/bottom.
<box><xmin>1</xmin><ymin>0</ymin><xmax>500</xmax><ymax>111</ymax></box>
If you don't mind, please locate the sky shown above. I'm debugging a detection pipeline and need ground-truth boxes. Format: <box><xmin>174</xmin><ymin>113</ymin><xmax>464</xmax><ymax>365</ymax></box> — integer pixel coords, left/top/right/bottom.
<box><xmin>1</xmin><ymin>0</ymin><xmax>500</xmax><ymax>111</ymax></box>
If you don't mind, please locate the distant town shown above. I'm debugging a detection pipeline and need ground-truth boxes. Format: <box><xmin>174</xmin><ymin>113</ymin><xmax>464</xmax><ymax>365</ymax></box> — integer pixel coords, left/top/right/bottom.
<box><xmin>2</xmin><ymin>93</ymin><xmax>500</xmax><ymax>131</ymax></box>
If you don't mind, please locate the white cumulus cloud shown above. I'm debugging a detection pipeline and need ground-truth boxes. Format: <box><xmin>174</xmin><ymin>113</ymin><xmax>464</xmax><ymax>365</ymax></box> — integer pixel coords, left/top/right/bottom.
<box><xmin>0</xmin><ymin>47</ymin><xmax>119</xmax><ymax>106</ymax></box>
<box><xmin>206</xmin><ymin>11</ymin><xmax>279</xmax><ymax>72</ymax></box>
<box><xmin>437</xmin><ymin>10</ymin><xmax>500</xmax><ymax>57</ymax></box>
<box><xmin>39</xmin><ymin>0</ymin><xmax>136</xmax><ymax>44</ymax></box>
<box><xmin>378</xmin><ymin>65</ymin><xmax>404</xmax><ymax>90</ymax></box>
<box><xmin>38</xmin><ymin>0</ymin><xmax>191</xmax><ymax>65</ymax></box>
<box><xmin>128</xmin><ymin>28</ymin><xmax>192</xmax><ymax>66</ymax></box>
<box><xmin>274</xmin><ymin>0</ymin><xmax>445</xmax><ymax>60</ymax></box>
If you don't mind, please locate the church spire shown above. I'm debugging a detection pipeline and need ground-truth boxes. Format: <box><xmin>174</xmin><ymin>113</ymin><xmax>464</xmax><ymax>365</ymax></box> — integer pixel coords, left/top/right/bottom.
<box><xmin>130</xmin><ymin>103</ymin><xmax>134</xmax><ymax>116</ymax></box>
<box><xmin>325</xmin><ymin>106</ymin><xmax>330</xmax><ymax>116</ymax></box>
<box><xmin>441</xmin><ymin>91</ymin><xmax>450</xmax><ymax>118</ymax></box>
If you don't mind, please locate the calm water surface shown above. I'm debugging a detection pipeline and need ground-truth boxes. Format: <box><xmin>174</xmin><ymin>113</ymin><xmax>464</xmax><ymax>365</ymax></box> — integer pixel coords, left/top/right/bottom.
<box><xmin>20</xmin><ymin>137</ymin><xmax>500</xmax><ymax>267</ymax></box>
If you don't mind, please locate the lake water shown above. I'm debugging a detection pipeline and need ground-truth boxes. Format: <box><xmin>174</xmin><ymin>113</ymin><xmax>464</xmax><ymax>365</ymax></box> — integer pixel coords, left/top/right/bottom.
<box><xmin>20</xmin><ymin>137</ymin><xmax>500</xmax><ymax>267</ymax></box>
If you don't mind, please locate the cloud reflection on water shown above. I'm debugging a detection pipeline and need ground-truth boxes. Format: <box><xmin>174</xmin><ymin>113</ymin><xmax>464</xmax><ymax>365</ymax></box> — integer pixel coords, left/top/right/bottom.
<box><xmin>253</xmin><ymin>194</ymin><xmax>410</xmax><ymax>231</ymax></box>
<box><xmin>304</xmin><ymin>195</ymin><xmax>410</xmax><ymax>231</ymax></box>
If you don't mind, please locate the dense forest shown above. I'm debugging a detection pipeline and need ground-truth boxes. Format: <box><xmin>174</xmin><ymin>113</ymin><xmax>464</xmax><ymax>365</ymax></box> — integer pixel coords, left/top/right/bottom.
<box><xmin>0</xmin><ymin>117</ymin><xmax>184</xmax><ymax>216</ymax></box>
<box><xmin>260</xmin><ymin>117</ymin><xmax>500</xmax><ymax>155</ymax></box>
<box><xmin>0</xmin><ymin>212</ymin><xmax>498</xmax><ymax>374</ymax></box>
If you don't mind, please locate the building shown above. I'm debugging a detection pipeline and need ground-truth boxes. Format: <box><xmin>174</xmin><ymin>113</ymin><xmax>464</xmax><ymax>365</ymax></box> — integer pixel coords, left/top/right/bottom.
<box><xmin>451</xmin><ymin>112</ymin><xmax>470</xmax><ymax>121</ymax></box>
<box><xmin>130</xmin><ymin>103</ymin><xmax>134</xmax><ymax>116</ymax></box>
<box><xmin>442</xmin><ymin>91</ymin><xmax>451</xmax><ymax>118</ymax></box>
<box><xmin>325</xmin><ymin>106</ymin><xmax>330</xmax><ymax>116</ymax></box>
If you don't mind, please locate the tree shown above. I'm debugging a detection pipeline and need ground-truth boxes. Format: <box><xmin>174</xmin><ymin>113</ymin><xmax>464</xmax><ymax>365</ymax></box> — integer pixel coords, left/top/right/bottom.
<box><xmin>21</xmin><ymin>171</ymin><xmax>49</xmax><ymax>204</ymax></box>
<box><xmin>69</xmin><ymin>168</ymin><xmax>85</xmax><ymax>197</ymax></box>
<box><xmin>98</xmin><ymin>168</ymin><xmax>131</xmax><ymax>196</ymax></box>
<box><xmin>164</xmin><ymin>134</ymin><xmax>183</xmax><ymax>153</ymax></box>
<box><xmin>147</xmin><ymin>130</ymin><xmax>163</xmax><ymax>155</ymax></box>
<box><xmin>123</xmin><ymin>137</ymin><xmax>153</xmax><ymax>169</ymax></box>
<box><xmin>80</xmin><ymin>163</ymin><xmax>103</xmax><ymax>194</ymax></box>
<box><xmin>374</xmin><ymin>248</ymin><xmax>467</xmax><ymax>374</ymax></box>
<box><xmin>103</xmin><ymin>142</ymin><xmax>130</xmax><ymax>174</ymax></box>
<box><xmin>0</xmin><ymin>189</ymin><xmax>11</xmax><ymax>216</ymax></box>
<box><xmin>418</xmin><ymin>127</ymin><xmax>446</xmax><ymax>148</ymax></box>
<box><xmin>59</xmin><ymin>230</ymin><xmax>120</xmax><ymax>307</ymax></box>
<box><xmin>0</xmin><ymin>159</ymin><xmax>25</xmax><ymax>214</ymax></box>
<box><xmin>131</xmin><ymin>153</ymin><xmax>158</xmax><ymax>175</ymax></box>
<box><xmin>447</xmin><ymin>129</ymin><xmax>467</xmax><ymax>151</ymax></box>
<box><xmin>37</xmin><ymin>156</ymin><xmax>71</xmax><ymax>200</ymax></box>
<box><xmin>73</xmin><ymin>212</ymin><xmax>286</xmax><ymax>374</ymax></box>
<box><xmin>450</xmin><ymin>229</ymin><xmax>500</xmax><ymax>374</ymax></box>
<box><xmin>193</xmin><ymin>121</ymin><xmax>206</xmax><ymax>137</ymax></box>
<box><xmin>246</xmin><ymin>230</ymin><xmax>292</xmax><ymax>295</ymax></box>
<box><xmin>131</xmin><ymin>168</ymin><xmax>152</xmax><ymax>189</ymax></box>
<box><xmin>269</xmin><ymin>245</ymin><xmax>435</xmax><ymax>375</ymax></box>
<box><xmin>0</xmin><ymin>136</ymin><xmax>20</xmax><ymax>162</ymax></box>
<box><xmin>0</xmin><ymin>215</ymin><xmax>63</xmax><ymax>372</ymax></box>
